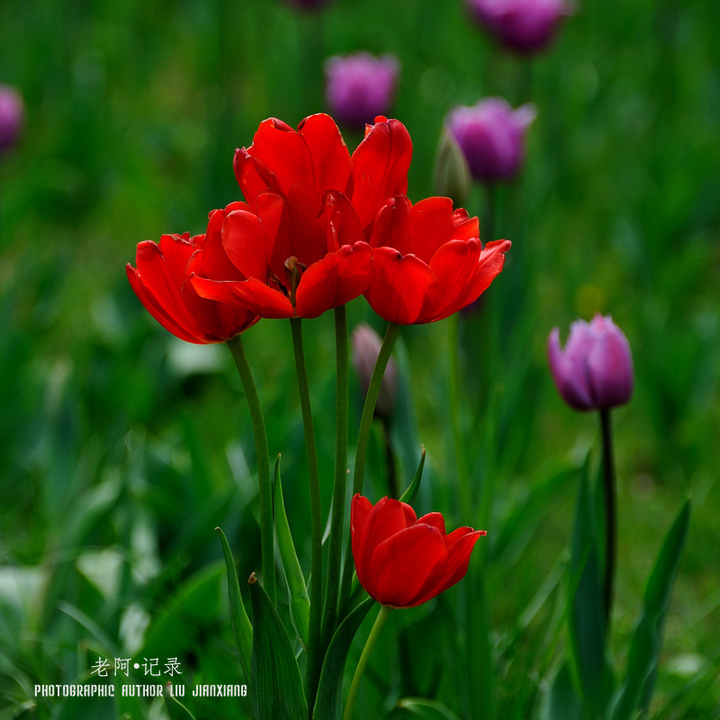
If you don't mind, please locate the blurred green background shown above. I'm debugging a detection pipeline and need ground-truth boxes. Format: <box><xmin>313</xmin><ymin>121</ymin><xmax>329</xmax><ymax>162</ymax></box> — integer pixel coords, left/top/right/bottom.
<box><xmin>1</xmin><ymin>0</ymin><xmax>719</xmax><ymax>718</ymax></box>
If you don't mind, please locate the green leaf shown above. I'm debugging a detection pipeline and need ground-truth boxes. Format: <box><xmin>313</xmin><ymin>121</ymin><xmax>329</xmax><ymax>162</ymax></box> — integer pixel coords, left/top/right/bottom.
<box><xmin>608</xmin><ymin>499</ymin><xmax>691</xmax><ymax>720</ymax></box>
<box><xmin>395</xmin><ymin>697</ymin><xmax>463</xmax><ymax>720</ymax></box>
<box><xmin>313</xmin><ymin>596</ymin><xmax>374</xmax><ymax>720</ymax></box>
<box><xmin>398</xmin><ymin>447</ymin><xmax>426</xmax><ymax>506</ymax></box>
<box><xmin>541</xmin><ymin>662</ymin><xmax>585</xmax><ymax>720</ymax></box>
<box><xmin>567</xmin><ymin>454</ymin><xmax>613</xmax><ymax>715</ymax></box>
<box><xmin>249</xmin><ymin>572</ymin><xmax>308</xmax><ymax>720</ymax></box>
<box><xmin>273</xmin><ymin>454</ymin><xmax>311</xmax><ymax>649</ymax></box>
<box><xmin>216</xmin><ymin>526</ymin><xmax>253</xmax><ymax>681</ymax></box>
<box><xmin>164</xmin><ymin>683</ymin><xmax>197</xmax><ymax>720</ymax></box>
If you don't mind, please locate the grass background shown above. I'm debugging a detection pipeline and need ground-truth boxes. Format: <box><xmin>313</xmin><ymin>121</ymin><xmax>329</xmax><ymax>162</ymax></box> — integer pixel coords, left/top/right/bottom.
<box><xmin>1</xmin><ymin>0</ymin><xmax>719</xmax><ymax>718</ymax></box>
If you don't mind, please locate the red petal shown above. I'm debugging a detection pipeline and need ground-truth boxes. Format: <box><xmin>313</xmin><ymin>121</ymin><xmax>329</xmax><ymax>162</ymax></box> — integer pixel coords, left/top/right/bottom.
<box><xmin>357</xmin><ymin>497</ymin><xmax>412</xmax><ymax>595</ymax></box>
<box><xmin>416</xmin><ymin>512</ymin><xmax>446</xmax><ymax>535</ymax></box>
<box><xmin>297</xmin><ymin>113</ymin><xmax>352</xmax><ymax>196</ymax></box>
<box><xmin>351</xmin><ymin>495</ymin><xmax>374</xmax><ymax>590</ymax></box>
<box><xmin>364</xmin><ymin>247</ymin><xmax>437</xmax><ymax>324</ymax></box>
<box><xmin>127</xmin><ymin>261</ymin><xmax>204</xmax><ymax>344</ymax></box>
<box><xmin>294</xmin><ymin>243</ymin><xmax>372</xmax><ymax>318</ymax></box>
<box><xmin>191</xmin><ymin>275</ymin><xmax>294</xmax><ymax>319</ymax></box>
<box><xmin>423</xmin><ymin>238</ymin><xmax>483</xmax><ymax>322</ymax></box>
<box><xmin>222</xmin><ymin>209</ymin><xmax>269</xmax><ymax>281</ymax></box>
<box><xmin>370</xmin><ymin>524</ymin><xmax>448</xmax><ymax>607</ymax></box>
<box><xmin>434</xmin><ymin>530</ymin><xmax>484</xmax><ymax>597</ymax></box>
<box><xmin>350</xmin><ymin>118</ymin><xmax>412</xmax><ymax>234</ymax></box>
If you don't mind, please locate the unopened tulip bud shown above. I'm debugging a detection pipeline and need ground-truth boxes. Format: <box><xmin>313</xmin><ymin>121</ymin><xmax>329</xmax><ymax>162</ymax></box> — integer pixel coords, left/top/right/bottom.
<box><xmin>434</xmin><ymin>128</ymin><xmax>471</xmax><ymax>207</ymax></box>
<box><xmin>351</xmin><ymin>324</ymin><xmax>397</xmax><ymax>418</ymax></box>
<box><xmin>0</xmin><ymin>84</ymin><xmax>24</xmax><ymax>153</ymax></box>
<box><xmin>466</xmin><ymin>0</ymin><xmax>572</xmax><ymax>54</ymax></box>
<box><xmin>547</xmin><ymin>314</ymin><xmax>634</xmax><ymax>411</ymax></box>
<box><xmin>324</xmin><ymin>52</ymin><xmax>399</xmax><ymax>129</ymax></box>
<box><xmin>446</xmin><ymin>98</ymin><xmax>536</xmax><ymax>183</ymax></box>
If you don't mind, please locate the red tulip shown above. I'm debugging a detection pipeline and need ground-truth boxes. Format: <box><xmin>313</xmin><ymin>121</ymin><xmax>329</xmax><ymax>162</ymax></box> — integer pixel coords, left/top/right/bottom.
<box><xmin>191</xmin><ymin>187</ymin><xmax>373</xmax><ymax>319</ymax></box>
<box><xmin>364</xmin><ymin>195</ymin><xmax>511</xmax><ymax>324</ymax></box>
<box><xmin>127</xmin><ymin>217</ymin><xmax>259</xmax><ymax>343</ymax></box>
<box><xmin>233</xmin><ymin>113</ymin><xmax>412</xmax><ymax>239</ymax></box>
<box><xmin>351</xmin><ymin>494</ymin><xmax>485</xmax><ymax>608</ymax></box>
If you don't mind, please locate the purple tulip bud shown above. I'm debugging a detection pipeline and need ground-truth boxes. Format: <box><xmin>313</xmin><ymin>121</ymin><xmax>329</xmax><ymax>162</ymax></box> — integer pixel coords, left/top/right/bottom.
<box><xmin>466</xmin><ymin>0</ymin><xmax>572</xmax><ymax>54</ymax></box>
<box><xmin>446</xmin><ymin>97</ymin><xmax>536</xmax><ymax>183</ymax></box>
<box><xmin>324</xmin><ymin>52</ymin><xmax>399</xmax><ymax>129</ymax></box>
<box><xmin>547</xmin><ymin>315</ymin><xmax>634</xmax><ymax>411</ymax></box>
<box><xmin>0</xmin><ymin>84</ymin><xmax>24</xmax><ymax>153</ymax></box>
<box><xmin>351</xmin><ymin>324</ymin><xmax>398</xmax><ymax>418</ymax></box>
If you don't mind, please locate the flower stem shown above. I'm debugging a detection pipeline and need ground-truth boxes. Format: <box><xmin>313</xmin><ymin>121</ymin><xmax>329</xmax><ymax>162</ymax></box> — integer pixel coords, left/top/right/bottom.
<box><xmin>323</xmin><ymin>305</ymin><xmax>349</xmax><ymax>650</ymax></box>
<box><xmin>339</xmin><ymin>322</ymin><xmax>401</xmax><ymax>616</ymax></box>
<box><xmin>448</xmin><ymin>313</ymin><xmax>472</xmax><ymax>521</ymax></box>
<box><xmin>342</xmin><ymin>604</ymin><xmax>391</xmax><ymax>720</ymax></box>
<box><xmin>289</xmin><ymin>317</ymin><xmax>323</xmax><ymax>709</ymax></box>
<box><xmin>227</xmin><ymin>335</ymin><xmax>275</xmax><ymax>604</ymax></box>
<box><xmin>600</xmin><ymin>407</ymin><xmax>616</xmax><ymax>625</ymax></box>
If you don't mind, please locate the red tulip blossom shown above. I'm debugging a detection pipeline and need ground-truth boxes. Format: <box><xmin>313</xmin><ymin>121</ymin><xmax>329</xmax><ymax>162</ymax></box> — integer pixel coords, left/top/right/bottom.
<box><xmin>234</xmin><ymin>113</ymin><xmax>412</xmax><ymax>239</ymax></box>
<box><xmin>351</xmin><ymin>494</ymin><xmax>485</xmax><ymax>608</ymax></box>
<box><xmin>191</xmin><ymin>189</ymin><xmax>373</xmax><ymax>319</ymax></box>
<box><xmin>127</xmin><ymin>218</ymin><xmax>259</xmax><ymax>343</ymax></box>
<box><xmin>364</xmin><ymin>195</ymin><xmax>511</xmax><ymax>324</ymax></box>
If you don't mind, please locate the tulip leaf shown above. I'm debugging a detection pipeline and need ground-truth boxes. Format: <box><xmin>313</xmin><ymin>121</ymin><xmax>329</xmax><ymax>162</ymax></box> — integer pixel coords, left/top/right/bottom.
<box><xmin>567</xmin><ymin>454</ymin><xmax>613</xmax><ymax>715</ymax></box>
<box><xmin>398</xmin><ymin>447</ymin><xmax>426</xmax><ymax>507</ymax></box>
<box><xmin>312</xmin><ymin>596</ymin><xmax>374</xmax><ymax>720</ymax></box>
<box><xmin>608</xmin><ymin>499</ymin><xmax>691</xmax><ymax>720</ymax></box>
<box><xmin>215</xmin><ymin>527</ymin><xmax>253</xmax><ymax>681</ymax></box>
<box><xmin>274</xmin><ymin>454</ymin><xmax>311</xmax><ymax>649</ymax></box>
<box><xmin>249</xmin><ymin>572</ymin><xmax>308</xmax><ymax>720</ymax></box>
<box><xmin>541</xmin><ymin>661</ymin><xmax>584</xmax><ymax>720</ymax></box>
<box><xmin>394</xmin><ymin>697</ymin><xmax>463</xmax><ymax>720</ymax></box>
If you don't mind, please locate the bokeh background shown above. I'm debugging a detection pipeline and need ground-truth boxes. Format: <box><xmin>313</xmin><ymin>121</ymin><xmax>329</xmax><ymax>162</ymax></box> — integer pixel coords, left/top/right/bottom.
<box><xmin>1</xmin><ymin>0</ymin><xmax>719</xmax><ymax>718</ymax></box>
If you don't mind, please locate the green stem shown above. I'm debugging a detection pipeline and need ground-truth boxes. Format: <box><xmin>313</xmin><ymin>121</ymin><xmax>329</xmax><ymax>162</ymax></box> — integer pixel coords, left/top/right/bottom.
<box><xmin>342</xmin><ymin>605</ymin><xmax>392</xmax><ymax>720</ymax></box>
<box><xmin>339</xmin><ymin>322</ymin><xmax>401</xmax><ymax>616</ymax></box>
<box><xmin>323</xmin><ymin>306</ymin><xmax>349</xmax><ymax>650</ymax></box>
<box><xmin>448</xmin><ymin>313</ymin><xmax>472</xmax><ymax>521</ymax></box>
<box><xmin>227</xmin><ymin>335</ymin><xmax>275</xmax><ymax>604</ymax></box>
<box><xmin>289</xmin><ymin>318</ymin><xmax>323</xmax><ymax>711</ymax></box>
<box><xmin>600</xmin><ymin>407</ymin><xmax>616</xmax><ymax>625</ymax></box>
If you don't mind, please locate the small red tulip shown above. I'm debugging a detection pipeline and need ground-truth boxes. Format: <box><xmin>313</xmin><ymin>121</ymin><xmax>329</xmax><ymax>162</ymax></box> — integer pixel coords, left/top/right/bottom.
<box><xmin>351</xmin><ymin>494</ymin><xmax>485</xmax><ymax>608</ymax></box>
<box><xmin>364</xmin><ymin>195</ymin><xmax>511</xmax><ymax>324</ymax></box>
<box><xmin>233</xmin><ymin>113</ymin><xmax>412</xmax><ymax>239</ymax></box>
<box><xmin>126</xmin><ymin>218</ymin><xmax>258</xmax><ymax>343</ymax></box>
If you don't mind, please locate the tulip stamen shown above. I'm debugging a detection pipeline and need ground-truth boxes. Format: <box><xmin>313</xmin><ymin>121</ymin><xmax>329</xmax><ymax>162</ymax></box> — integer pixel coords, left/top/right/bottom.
<box><xmin>284</xmin><ymin>256</ymin><xmax>307</xmax><ymax>307</ymax></box>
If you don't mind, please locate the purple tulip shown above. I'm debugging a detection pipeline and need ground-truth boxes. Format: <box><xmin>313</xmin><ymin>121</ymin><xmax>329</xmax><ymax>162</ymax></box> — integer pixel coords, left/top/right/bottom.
<box><xmin>351</xmin><ymin>324</ymin><xmax>398</xmax><ymax>418</ymax></box>
<box><xmin>547</xmin><ymin>315</ymin><xmax>634</xmax><ymax>411</ymax></box>
<box><xmin>467</xmin><ymin>0</ymin><xmax>572</xmax><ymax>54</ymax></box>
<box><xmin>0</xmin><ymin>84</ymin><xmax>24</xmax><ymax>153</ymax></box>
<box><xmin>324</xmin><ymin>52</ymin><xmax>399</xmax><ymax>129</ymax></box>
<box><xmin>446</xmin><ymin>98</ymin><xmax>536</xmax><ymax>183</ymax></box>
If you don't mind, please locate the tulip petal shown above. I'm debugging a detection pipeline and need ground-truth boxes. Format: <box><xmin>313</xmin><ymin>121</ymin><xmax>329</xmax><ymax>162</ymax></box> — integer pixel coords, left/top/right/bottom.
<box><xmin>294</xmin><ymin>243</ymin><xmax>372</xmax><ymax>318</ymax></box>
<box><xmin>222</xmin><ymin>208</ymin><xmax>270</xmax><ymax>281</ymax></box>
<box><xmin>364</xmin><ymin>247</ymin><xmax>437</xmax><ymax>325</ymax></box>
<box><xmin>370</xmin><ymin>524</ymin><xmax>448</xmax><ymax>607</ymax></box>
<box><xmin>416</xmin><ymin>512</ymin><xmax>446</xmax><ymax>536</ymax></box>
<box><xmin>351</xmin><ymin>494</ymin><xmax>374</xmax><ymax>590</ymax></box>
<box><xmin>296</xmin><ymin>113</ymin><xmax>352</xmax><ymax>196</ymax></box>
<box><xmin>191</xmin><ymin>275</ymin><xmax>295</xmax><ymax>319</ymax></box>
<box><xmin>350</xmin><ymin>118</ymin><xmax>412</xmax><ymax>233</ymax></box>
<box><xmin>586</xmin><ymin>316</ymin><xmax>634</xmax><ymax>408</ymax></box>
<box><xmin>407</xmin><ymin>197</ymin><xmax>478</xmax><ymax>264</ymax></box>
<box><xmin>357</xmin><ymin>497</ymin><xmax>413</xmax><ymax>595</ymax></box>
<box><xmin>127</xmin><ymin>261</ymin><xmax>203</xmax><ymax>344</ymax></box>
<box><xmin>432</xmin><ymin>530</ymin><xmax>483</xmax><ymax>599</ymax></box>
<box><xmin>547</xmin><ymin>327</ymin><xmax>595</xmax><ymax>410</ymax></box>
<box><xmin>236</xmin><ymin>117</ymin><xmax>315</xmax><ymax>201</ymax></box>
